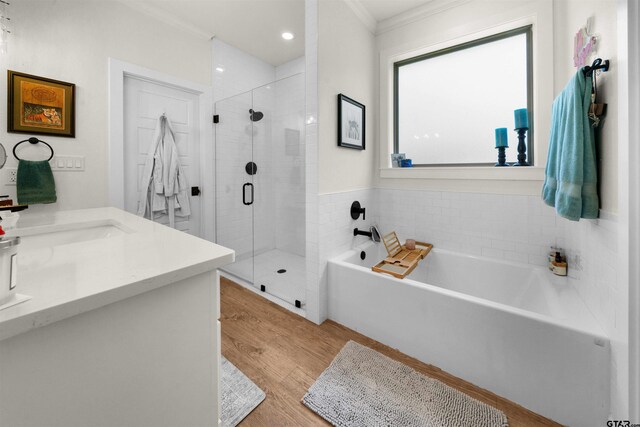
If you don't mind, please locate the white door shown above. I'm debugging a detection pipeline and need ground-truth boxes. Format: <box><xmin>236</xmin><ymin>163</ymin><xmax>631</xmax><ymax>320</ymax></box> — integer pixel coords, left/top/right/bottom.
<box><xmin>123</xmin><ymin>76</ymin><xmax>201</xmax><ymax>236</ymax></box>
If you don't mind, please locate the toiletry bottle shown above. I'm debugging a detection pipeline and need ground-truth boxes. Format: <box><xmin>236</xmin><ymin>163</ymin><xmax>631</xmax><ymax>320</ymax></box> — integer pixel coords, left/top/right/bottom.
<box><xmin>551</xmin><ymin>251</ymin><xmax>568</xmax><ymax>276</ymax></box>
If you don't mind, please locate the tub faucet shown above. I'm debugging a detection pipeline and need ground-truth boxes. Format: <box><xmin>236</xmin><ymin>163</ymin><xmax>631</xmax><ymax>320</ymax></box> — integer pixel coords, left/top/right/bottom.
<box><xmin>353</xmin><ymin>225</ymin><xmax>381</xmax><ymax>242</ymax></box>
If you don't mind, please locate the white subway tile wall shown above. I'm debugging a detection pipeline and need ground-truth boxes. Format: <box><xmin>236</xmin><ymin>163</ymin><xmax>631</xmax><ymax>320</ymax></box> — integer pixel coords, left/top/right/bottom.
<box><xmin>375</xmin><ymin>189</ymin><xmax>563</xmax><ymax>267</ymax></box>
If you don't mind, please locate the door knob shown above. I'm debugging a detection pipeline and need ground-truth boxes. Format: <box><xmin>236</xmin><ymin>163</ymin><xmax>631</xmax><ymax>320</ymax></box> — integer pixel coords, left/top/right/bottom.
<box><xmin>191</xmin><ymin>186</ymin><xmax>201</xmax><ymax>196</ymax></box>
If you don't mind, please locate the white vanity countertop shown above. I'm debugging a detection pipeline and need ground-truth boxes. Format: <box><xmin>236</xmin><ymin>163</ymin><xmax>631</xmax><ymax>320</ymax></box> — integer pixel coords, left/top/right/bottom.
<box><xmin>0</xmin><ymin>207</ymin><xmax>235</xmax><ymax>341</ymax></box>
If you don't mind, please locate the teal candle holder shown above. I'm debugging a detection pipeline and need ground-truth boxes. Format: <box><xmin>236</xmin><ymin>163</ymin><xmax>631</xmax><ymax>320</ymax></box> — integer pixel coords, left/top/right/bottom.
<box><xmin>513</xmin><ymin>109</ymin><xmax>530</xmax><ymax>166</ymax></box>
<box><xmin>512</xmin><ymin>128</ymin><xmax>530</xmax><ymax>166</ymax></box>
<box><xmin>495</xmin><ymin>128</ymin><xmax>509</xmax><ymax>167</ymax></box>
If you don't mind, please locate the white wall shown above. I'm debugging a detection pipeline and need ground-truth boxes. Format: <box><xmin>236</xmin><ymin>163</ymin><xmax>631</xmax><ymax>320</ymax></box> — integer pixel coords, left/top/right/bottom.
<box><xmin>0</xmin><ymin>0</ymin><xmax>211</xmax><ymax>212</ymax></box>
<box><xmin>317</xmin><ymin>0</ymin><xmax>376</xmax><ymax>194</ymax></box>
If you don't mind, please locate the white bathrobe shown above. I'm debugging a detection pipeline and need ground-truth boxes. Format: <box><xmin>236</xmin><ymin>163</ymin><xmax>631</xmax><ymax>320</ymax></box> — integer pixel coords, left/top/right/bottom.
<box><xmin>137</xmin><ymin>115</ymin><xmax>191</xmax><ymax>228</ymax></box>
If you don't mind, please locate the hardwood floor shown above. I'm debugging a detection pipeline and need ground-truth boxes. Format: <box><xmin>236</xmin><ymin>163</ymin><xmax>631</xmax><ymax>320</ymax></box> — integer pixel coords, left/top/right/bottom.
<box><xmin>220</xmin><ymin>277</ymin><xmax>561</xmax><ymax>426</ymax></box>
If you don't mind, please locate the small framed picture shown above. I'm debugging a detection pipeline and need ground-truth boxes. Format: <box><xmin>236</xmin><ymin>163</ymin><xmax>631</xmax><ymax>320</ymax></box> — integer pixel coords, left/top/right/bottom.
<box><xmin>337</xmin><ymin>94</ymin><xmax>365</xmax><ymax>150</ymax></box>
<box><xmin>7</xmin><ymin>70</ymin><xmax>76</xmax><ymax>138</ymax></box>
<box><xmin>390</xmin><ymin>153</ymin><xmax>406</xmax><ymax>168</ymax></box>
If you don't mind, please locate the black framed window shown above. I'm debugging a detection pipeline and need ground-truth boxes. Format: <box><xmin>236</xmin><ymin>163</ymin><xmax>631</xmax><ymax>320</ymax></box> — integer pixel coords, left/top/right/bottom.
<box><xmin>394</xmin><ymin>26</ymin><xmax>533</xmax><ymax>167</ymax></box>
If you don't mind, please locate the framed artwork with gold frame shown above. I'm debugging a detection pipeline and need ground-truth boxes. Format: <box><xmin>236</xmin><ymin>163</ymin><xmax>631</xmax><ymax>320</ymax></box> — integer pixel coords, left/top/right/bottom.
<box><xmin>7</xmin><ymin>71</ymin><xmax>75</xmax><ymax>138</ymax></box>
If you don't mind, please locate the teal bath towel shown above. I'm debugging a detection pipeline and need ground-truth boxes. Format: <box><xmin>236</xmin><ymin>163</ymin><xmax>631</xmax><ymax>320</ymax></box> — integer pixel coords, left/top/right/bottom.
<box><xmin>17</xmin><ymin>160</ymin><xmax>57</xmax><ymax>205</ymax></box>
<box><xmin>542</xmin><ymin>70</ymin><xmax>598</xmax><ymax>221</ymax></box>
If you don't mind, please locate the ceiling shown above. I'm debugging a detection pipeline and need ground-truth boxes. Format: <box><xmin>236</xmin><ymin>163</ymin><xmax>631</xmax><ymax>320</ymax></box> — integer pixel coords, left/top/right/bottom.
<box><xmin>124</xmin><ymin>0</ymin><xmax>437</xmax><ymax>66</ymax></box>
<box><xmin>127</xmin><ymin>0</ymin><xmax>305</xmax><ymax>66</ymax></box>
<box><xmin>356</xmin><ymin>0</ymin><xmax>435</xmax><ymax>23</ymax></box>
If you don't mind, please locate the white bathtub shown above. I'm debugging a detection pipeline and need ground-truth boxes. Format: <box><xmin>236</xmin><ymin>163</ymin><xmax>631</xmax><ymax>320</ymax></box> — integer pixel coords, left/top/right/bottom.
<box><xmin>328</xmin><ymin>242</ymin><xmax>609</xmax><ymax>426</ymax></box>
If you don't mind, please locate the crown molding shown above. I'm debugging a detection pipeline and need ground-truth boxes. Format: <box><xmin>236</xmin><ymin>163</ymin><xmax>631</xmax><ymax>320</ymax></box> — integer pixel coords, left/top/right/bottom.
<box><xmin>342</xmin><ymin>0</ymin><xmax>377</xmax><ymax>34</ymax></box>
<box><xmin>117</xmin><ymin>1</ymin><xmax>213</xmax><ymax>41</ymax></box>
<box><xmin>376</xmin><ymin>0</ymin><xmax>474</xmax><ymax>35</ymax></box>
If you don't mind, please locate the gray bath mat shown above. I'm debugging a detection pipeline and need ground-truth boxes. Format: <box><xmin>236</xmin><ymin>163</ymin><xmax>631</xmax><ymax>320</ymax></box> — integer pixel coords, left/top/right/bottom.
<box><xmin>221</xmin><ymin>356</ymin><xmax>265</xmax><ymax>427</ymax></box>
<box><xmin>303</xmin><ymin>341</ymin><xmax>508</xmax><ymax>427</ymax></box>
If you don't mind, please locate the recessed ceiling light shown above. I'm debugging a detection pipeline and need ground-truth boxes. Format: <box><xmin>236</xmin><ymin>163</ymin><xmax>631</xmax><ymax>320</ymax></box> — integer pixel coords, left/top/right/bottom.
<box><xmin>215</xmin><ymin>67</ymin><xmax>224</xmax><ymax>73</ymax></box>
<box><xmin>281</xmin><ymin>32</ymin><xmax>294</xmax><ymax>40</ymax></box>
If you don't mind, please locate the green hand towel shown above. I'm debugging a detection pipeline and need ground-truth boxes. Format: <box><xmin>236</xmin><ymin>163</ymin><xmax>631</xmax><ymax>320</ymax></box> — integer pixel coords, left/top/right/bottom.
<box><xmin>17</xmin><ymin>160</ymin><xmax>57</xmax><ymax>205</ymax></box>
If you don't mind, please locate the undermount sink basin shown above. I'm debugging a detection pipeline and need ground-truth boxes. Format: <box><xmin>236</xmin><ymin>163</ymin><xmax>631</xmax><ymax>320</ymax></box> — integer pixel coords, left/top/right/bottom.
<box><xmin>14</xmin><ymin>221</ymin><xmax>131</xmax><ymax>251</ymax></box>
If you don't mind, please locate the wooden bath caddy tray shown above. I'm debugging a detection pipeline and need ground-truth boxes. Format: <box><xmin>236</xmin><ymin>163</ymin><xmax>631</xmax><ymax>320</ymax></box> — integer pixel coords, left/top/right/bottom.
<box><xmin>372</xmin><ymin>231</ymin><xmax>433</xmax><ymax>279</ymax></box>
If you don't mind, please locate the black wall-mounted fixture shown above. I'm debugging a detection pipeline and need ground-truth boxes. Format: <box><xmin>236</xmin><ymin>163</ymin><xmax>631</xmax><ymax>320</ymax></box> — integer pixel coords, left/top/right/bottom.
<box><xmin>354</xmin><ymin>226</ymin><xmax>381</xmax><ymax>242</ymax></box>
<box><xmin>249</xmin><ymin>109</ymin><xmax>264</xmax><ymax>122</ymax></box>
<box><xmin>350</xmin><ymin>201</ymin><xmax>366</xmax><ymax>220</ymax></box>
<box><xmin>582</xmin><ymin>58</ymin><xmax>610</xmax><ymax>77</ymax></box>
<box><xmin>245</xmin><ymin>161</ymin><xmax>258</xmax><ymax>175</ymax></box>
<box><xmin>353</xmin><ymin>228</ymin><xmax>372</xmax><ymax>238</ymax></box>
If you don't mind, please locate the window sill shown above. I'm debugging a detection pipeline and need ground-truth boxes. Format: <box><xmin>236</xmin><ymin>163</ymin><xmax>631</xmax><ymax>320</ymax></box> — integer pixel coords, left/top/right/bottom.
<box><xmin>379</xmin><ymin>166</ymin><xmax>545</xmax><ymax>181</ymax></box>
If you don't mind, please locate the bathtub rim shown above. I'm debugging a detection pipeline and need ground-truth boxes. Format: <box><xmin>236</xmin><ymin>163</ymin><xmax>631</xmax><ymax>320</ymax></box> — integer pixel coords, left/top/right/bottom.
<box><xmin>329</xmin><ymin>242</ymin><xmax>608</xmax><ymax>342</ymax></box>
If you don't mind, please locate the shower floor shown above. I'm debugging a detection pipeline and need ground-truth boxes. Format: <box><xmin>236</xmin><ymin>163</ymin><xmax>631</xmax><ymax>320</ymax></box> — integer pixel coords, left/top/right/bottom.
<box><xmin>221</xmin><ymin>249</ymin><xmax>306</xmax><ymax>308</ymax></box>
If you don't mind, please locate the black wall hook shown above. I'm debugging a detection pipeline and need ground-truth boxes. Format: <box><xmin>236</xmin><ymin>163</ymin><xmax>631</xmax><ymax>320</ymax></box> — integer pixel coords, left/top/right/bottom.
<box><xmin>13</xmin><ymin>137</ymin><xmax>54</xmax><ymax>162</ymax></box>
<box><xmin>583</xmin><ymin>58</ymin><xmax>610</xmax><ymax>77</ymax></box>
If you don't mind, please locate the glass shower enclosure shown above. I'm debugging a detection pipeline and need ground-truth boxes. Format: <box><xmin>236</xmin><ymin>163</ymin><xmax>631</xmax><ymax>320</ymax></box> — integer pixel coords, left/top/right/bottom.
<box><xmin>214</xmin><ymin>73</ymin><xmax>306</xmax><ymax>310</ymax></box>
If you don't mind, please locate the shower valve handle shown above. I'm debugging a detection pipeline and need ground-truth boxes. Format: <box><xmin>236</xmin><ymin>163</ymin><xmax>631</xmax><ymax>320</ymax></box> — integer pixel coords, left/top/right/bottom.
<box><xmin>351</xmin><ymin>201</ymin><xmax>366</xmax><ymax>220</ymax></box>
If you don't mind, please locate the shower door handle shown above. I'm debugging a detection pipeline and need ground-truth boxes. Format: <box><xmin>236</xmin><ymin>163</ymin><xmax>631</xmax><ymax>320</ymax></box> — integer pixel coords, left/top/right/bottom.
<box><xmin>242</xmin><ymin>183</ymin><xmax>254</xmax><ymax>206</ymax></box>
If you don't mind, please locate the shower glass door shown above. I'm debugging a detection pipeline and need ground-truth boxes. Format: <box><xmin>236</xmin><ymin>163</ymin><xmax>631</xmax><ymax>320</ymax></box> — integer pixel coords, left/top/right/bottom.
<box><xmin>214</xmin><ymin>91</ymin><xmax>256</xmax><ymax>288</ymax></box>
<box><xmin>215</xmin><ymin>73</ymin><xmax>306</xmax><ymax>309</ymax></box>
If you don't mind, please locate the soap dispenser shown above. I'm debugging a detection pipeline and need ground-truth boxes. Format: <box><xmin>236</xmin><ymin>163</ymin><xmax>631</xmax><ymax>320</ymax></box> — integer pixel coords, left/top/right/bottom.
<box><xmin>0</xmin><ymin>225</ymin><xmax>20</xmax><ymax>305</ymax></box>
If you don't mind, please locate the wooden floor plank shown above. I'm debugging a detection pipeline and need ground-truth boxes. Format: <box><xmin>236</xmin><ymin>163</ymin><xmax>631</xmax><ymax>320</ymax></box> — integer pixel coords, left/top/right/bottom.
<box><xmin>220</xmin><ymin>277</ymin><xmax>561</xmax><ymax>427</ymax></box>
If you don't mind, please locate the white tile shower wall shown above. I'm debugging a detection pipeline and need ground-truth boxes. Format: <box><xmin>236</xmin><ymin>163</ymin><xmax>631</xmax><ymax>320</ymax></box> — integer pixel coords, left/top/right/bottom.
<box><xmin>375</xmin><ymin>189</ymin><xmax>564</xmax><ymax>267</ymax></box>
<box><xmin>276</xmin><ymin>57</ymin><xmax>305</xmax><ymax>80</ymax></box>
<box><xmin>252</xmin><ymin>85</ymin><xmax>277</xmax><ymax>255</ymax></box>
<box><xmin>274</xmin><ymin>60</ymin><xmax>306</xmax><ymax>257</ymax></box>
<box><xmin>212</xmin><ymin>39</ymin><xmax>275</xmax><ymax>103</ymax></box>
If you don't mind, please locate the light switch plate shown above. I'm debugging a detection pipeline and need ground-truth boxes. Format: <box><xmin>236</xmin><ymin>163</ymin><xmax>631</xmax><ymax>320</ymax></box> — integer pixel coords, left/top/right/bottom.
<box><xmin>50</xmin><ymin>156</ymin><xmax>85</xmax><ymax>171</ymax></box>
